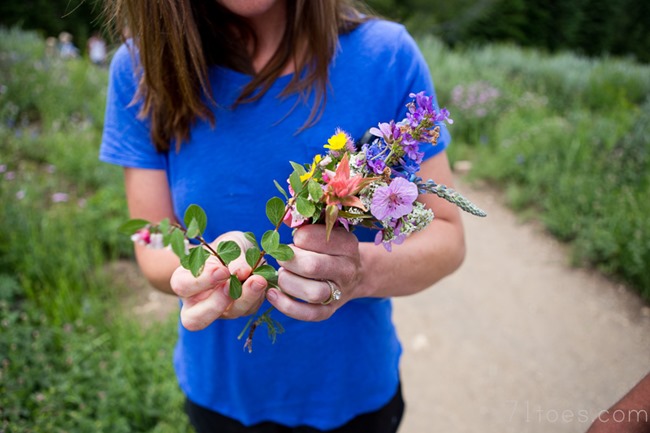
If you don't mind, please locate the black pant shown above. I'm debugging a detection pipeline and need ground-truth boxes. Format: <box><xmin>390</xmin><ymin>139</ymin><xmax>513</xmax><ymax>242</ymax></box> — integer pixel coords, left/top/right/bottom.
<box><xmin>184</xmin><ymin>384</ymin><xmax>405</xmax><ymax>433</ymax></box>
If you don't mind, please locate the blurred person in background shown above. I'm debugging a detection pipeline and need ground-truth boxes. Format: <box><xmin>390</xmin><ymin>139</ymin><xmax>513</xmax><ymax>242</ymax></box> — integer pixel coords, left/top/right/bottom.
<box><xmin>58</xmin><ymin>31</ymin><xmax>79</xmax><ymax>59</ymax></box>
<box><xmin>87</xmin><ymin>31</ymin><xmax>107</xmax><ymax>66</ymax></box>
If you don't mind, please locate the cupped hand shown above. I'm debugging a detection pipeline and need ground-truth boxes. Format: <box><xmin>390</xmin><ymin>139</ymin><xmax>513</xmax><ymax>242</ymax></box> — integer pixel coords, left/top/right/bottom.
<box><xmin>266</xmin><ymin>225</ymin><xmax>363</xmax><ymax>321</ymax></box>
<box><xmin>170</xmin><ymin>231</ymin><xmax>268</xmax><ymax>331</ymax></box>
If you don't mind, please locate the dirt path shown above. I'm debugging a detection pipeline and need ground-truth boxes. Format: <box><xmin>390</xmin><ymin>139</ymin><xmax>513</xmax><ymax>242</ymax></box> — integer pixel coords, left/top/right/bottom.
<box><xmin>121</xmin><ymin>176</ymin><xmax>650</xmax><ymax>432</ymax></box>
<box><xmin>394</xmin><ymin>178</ymin><xmax>650</xmax><ymax>433</ymax></box>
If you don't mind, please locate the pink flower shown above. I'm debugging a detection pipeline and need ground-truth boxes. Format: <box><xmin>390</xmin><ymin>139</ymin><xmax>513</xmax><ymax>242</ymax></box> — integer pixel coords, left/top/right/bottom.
<box><xmin>131</xmin><ymin>228</ymin><xmax>151</xmax><ymax>245</ymax></box>
<box><xmin>370</xmin><ymin>177</ymin><xmax>418</xmax><ymax>221</ymax></box>
<box><xmin>51</xmin><ymin>192</ymin><xmax>69</xmax><ymax>203</ymax></box>
<box><xmin>283</xmin><ymin>206</ymin><xmax>307</xmax><ymax>228</ymax></box>
<box><xmin>323</xmin><ymin>153</ymin><xmax>374</xmax><ymax>211</ymax></box>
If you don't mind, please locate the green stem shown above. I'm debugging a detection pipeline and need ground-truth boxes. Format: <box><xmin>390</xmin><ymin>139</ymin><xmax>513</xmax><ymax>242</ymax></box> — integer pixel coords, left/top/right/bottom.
<box><xmin>171</xmin><ymin>222</ymin><xmax>227</xmax><ymax>267</ymax></box>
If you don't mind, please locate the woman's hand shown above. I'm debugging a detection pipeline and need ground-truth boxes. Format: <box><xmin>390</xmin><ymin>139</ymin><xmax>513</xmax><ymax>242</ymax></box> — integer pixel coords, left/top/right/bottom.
<box><xmin>170</xmin><ymin>231</ymin><xmax>268</xmax><ymax>331</ymax></box>
<box><xmin>266</xmin><ymin>225</ymin><xmax>363</xmax><ymax>321</ymax></box>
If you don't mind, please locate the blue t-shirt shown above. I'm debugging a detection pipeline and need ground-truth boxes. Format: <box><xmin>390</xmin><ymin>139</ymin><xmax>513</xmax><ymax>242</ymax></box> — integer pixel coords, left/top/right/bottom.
<box><xmin>100</xmin><ymin>19</ymin><xmax>450</xmax><ymax>430</ymax></box>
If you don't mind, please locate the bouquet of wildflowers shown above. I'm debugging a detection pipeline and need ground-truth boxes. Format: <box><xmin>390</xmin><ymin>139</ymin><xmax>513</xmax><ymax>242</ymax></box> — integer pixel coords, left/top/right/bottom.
<box><xmin>121</xmin><ymin>92</ymin><xmax>485</xmax><ymax>351</ymax></box>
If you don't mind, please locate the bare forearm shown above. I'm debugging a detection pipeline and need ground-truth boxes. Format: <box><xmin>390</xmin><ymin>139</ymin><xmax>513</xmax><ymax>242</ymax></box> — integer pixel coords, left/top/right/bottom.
<box><xmin>134</xmin><ymin>245</ymin><xmax>181</xmax><ymax>294</ymax></box>
<box><xmin>357</xmin><ymin>218</ymin><xmax>465</xmax><ymax>298</ymax></box>
<box><xmin>587</xmin><ymin>373</ymin><xmax>650</xmax><ymax>433</ymax></box>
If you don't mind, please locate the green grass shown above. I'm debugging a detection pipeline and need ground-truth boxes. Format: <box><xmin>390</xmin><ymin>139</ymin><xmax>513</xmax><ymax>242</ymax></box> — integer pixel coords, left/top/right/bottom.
<box><xmin>421</xmin><ymin>37</ymin><xmax>650</xmax><ymax>298</ymax></box>
<box><xmin>0</xmin><ymin>27</ymin><xmax>192</xmax><ymax>431</ymax></box>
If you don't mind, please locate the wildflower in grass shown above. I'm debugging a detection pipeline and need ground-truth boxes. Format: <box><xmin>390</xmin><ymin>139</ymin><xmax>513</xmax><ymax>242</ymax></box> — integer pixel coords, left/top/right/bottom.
<box><xmin>5</xmin><ymin>171</ymin><xmax>15</xmax><ymax>180</ymax></box>
<box><xmin>51</xmin><ymin>192</ymin><xmax>69</xmax><ymax>203</ymax></box>
<box><xmin>0</xmin><ymin>164</ymin><xmax>6</xmax><ymax>173</ymax></box>
<box><xmin>370</xmin><ymin>176</ymin><xmax>418</xmax><ymax>221</ymax></box>
<box><xmin>16</xmin><ymin>190</ymin><xmax>25</xmax><ymax>200</ymax></box>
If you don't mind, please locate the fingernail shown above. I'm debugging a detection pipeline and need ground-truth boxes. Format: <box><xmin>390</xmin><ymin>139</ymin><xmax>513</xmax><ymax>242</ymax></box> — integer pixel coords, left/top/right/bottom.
<box><xmin>212</xmin><ymin>267</ymin><xmax>230</xmax><ymax>281</ymax></box>
<box><xmin>266</xmin><ymin>289</ymin><xmax>277</xmax><ymax>301</ymax></box>
<box><xmin>252</xmin><ymin>280</ymin><xmax>265</xmax><ymax>291</ymax></box>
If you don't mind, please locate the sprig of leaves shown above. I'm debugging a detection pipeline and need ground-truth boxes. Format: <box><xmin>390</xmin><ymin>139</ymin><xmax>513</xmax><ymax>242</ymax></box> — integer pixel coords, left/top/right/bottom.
<box><xmin>119</xmin><ymin>198</ymin><xmax>299</xmax><ymax>351</ymax></box>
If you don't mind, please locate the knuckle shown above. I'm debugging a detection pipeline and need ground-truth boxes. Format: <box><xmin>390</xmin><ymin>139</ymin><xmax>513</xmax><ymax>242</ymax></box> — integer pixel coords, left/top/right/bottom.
<box><xmin>304</xmin><ymin>286</ymin><xmax>326</xmax><ymax>304</ymax></box>
<box><xmin>300</xmin><ymin>256</ymin><xmax>322</xmax><ymax>277</ymax></box>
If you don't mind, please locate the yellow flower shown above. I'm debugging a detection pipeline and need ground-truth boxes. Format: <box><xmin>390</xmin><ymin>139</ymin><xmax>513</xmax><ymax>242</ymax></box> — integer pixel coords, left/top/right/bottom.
<box><xmin>324</xmin><ymin>132</ymin><xmax>348</xmax><ymax>151</ymax></box>
<box><xmin>300</xmin><ymin>154</ymin><xmax>322</xmax><ymax>182</ymax></box>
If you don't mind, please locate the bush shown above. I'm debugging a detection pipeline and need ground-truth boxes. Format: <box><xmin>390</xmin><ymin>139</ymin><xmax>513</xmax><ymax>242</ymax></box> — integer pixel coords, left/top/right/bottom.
<box><xmin>423</xmin><ymin>36</ymin><xmax>650</xmax><ymax>299</ymax></box>
<box><xmin>0</xmin><ymin>28</ymin><xmax>191</xmax><ymax>432</ymax></box>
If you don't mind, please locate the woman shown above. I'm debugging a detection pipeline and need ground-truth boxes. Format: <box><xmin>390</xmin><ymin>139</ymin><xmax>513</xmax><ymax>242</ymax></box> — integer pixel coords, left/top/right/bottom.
<box><xmin>101</xmin><ymin>1</ymin><xmax>465</xmax><ymax>432</ymax></box>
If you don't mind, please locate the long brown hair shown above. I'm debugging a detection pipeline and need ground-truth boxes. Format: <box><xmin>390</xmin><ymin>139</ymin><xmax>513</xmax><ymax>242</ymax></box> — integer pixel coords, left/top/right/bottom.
<box><xmin>105</xmin><ymin>0</ymin><xmax>370</xmax><ymax>152</ymax></box>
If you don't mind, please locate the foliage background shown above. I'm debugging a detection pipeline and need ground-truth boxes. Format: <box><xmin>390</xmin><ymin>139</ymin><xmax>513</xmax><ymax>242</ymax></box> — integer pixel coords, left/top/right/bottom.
<box><xmin>1</xmin><ymin>0</ymin><xmax>649</xmax><ymax>62</ymax></box>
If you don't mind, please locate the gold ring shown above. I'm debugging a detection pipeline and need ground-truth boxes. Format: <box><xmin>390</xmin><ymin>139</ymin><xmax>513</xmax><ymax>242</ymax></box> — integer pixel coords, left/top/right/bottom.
<box><xmin>321</xmin><ymin>280</ymin><xmax>342</xmax><ymax>305</ymax></box>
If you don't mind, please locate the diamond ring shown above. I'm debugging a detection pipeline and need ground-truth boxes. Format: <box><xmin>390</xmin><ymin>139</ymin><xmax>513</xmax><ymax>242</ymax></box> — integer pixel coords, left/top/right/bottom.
<box><xmin>321</xmin><ymin>279</ymin><xmax>342</xmax><ymax>305</ymax></box>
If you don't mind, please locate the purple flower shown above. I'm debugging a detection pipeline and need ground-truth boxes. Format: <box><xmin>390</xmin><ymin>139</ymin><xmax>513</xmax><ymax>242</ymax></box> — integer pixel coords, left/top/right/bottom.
<box><xmin>369</xmin><ymin>121</ymin><xmax>400</xmax><ymax>142</ymax></box>
<box><xmin>362</xmin><ymin>142</ymin><xmax>388</xmax><ymax>174</ymax></box>
<box><xmin>51</xmin><ymin>192</ymin><xmax>69</xmax><ymax>203</ymax></box>
<box><xmin>370</xmin><ymin>177</ymin><xmax>418</xmax><ymax>221</ymax></box>
<box><xmin>374</xmin><ymin>220</ymin><xmax>407</xmax><ymax>252</ymax></box>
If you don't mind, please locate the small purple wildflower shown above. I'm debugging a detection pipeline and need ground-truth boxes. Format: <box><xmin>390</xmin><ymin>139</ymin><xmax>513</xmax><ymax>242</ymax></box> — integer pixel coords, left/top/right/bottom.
<box><xmin>374</xmin><ymin>220</ymin><xmax>407</xmax><ymax>252</ymax></box>
<box><xmin>51</xmin><ymin>192</ymin><xmax>69</xmax><ymax>203</ymax></box>
<box><xmin>4</xmin><ymin>171</ymin><xmax>15</xmax><ymax>181</ymax></box>
<box><xmin>362</xmin><ymin>141</ymin><xmax>388</xmax><ymax>174</ymax></box>
<box><xmin>369</xmin><ymin>121</ymin><xmax>400</xmax><ymax>143</ymax></box>
<box><xmin>370</xmin><ymin>177</ymin><xmax>418</xmax><ymax>221</ymax></box>
<box><xmin>16</xmin><ymin>190</ymin><xmax>25</xmax><ymax>200</ymax></box>
<box><xmin>0</xmin><ymin>164</ymin><xmax>6</xmax><ymax>173</ymax></box>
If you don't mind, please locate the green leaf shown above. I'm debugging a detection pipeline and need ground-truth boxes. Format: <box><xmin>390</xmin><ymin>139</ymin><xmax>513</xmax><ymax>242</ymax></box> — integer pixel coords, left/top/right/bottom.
<box><xmin>181</xmin><ymin>247</ymin><xmax>210</xmax><ymax>277</ymax></box>
<box><xmin>183</xmin><ymin>204</ymin><xmax>207</xmax><ymax>235</ymax></box>
<box><xmin>245</xmin><ymin>246</ymin><xmax>261</xmax><ymax>268</ymax></box>
<box><xmin>118</xmin><ymin>219</ymin><xmax>150</xmax><ymax>234</ymax></box>
<box><xmin>273</xmin><ymin>180</ymin><xmax>289</xmax><ymax>200</ymax></box>
<box><xmin>170</xmin><ymin>229</ymin><xmax>187</xmax><ymax>259</ymax></box>
<box><xmin>289</xmin><ymin>161</ymin><xmax>307</xmax><ymax>176</ymax></box>
<box><xmin>289</xmin><ymin>171</ymin><xmax>303</xmax><ymax>195</ymax></box>
<box><xmin>266</xmin><ymin>197</ymin><xmax>286</xmax><ymax>227</ymax></box>
<box><xmin>296</xmin><ymin>196</ymin><xmax>315</xmax><ymax>218</ymax></box>
<box><xmin>308</xmin><ymin>180</ymin><xmax>323</xmax><ymax>202</ymax></box>
<box><xmin>252</xmin><ymin>265</ymin><xmax>278</xmax><ymax>284</ymax></box>
<box><xmin>229</xmin><ymin>275</ymin><xmax>243</xmax><ymax>299</ymax></box>
<box><xmin>244</xmin><ymin>231</ymin><xmax>259</xmax><ymax>248</ymax></box>
<box><xmin>185</xmin><ymin>218</ymin><xmax>200</xmax><ymax>239</ymax></box>
<box><xmin>217</xmin><ymin>241</ymin><xmax>241</xmax><ymax>265</ymax></box>
<box><xmin>261</xmin><ymin>230</ymin><xmax>280</xmax><ymax>252</ymax></box>
<box><xmin>267</xmin><ymin>244</ymin><xmax>294</xmax><ymax>261</ymax></box>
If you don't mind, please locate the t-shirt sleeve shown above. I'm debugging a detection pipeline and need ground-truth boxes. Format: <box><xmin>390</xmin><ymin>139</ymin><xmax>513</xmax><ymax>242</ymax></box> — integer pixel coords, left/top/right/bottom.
<box><xmin>99</xmin><ymin>43</ymin><xmax>167</xmax><ymax>169</ymax></box>
<box><xmin>392</xmin><ymin>26</ymin><xmax>451</xmax><ymax>161</ymax></box>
